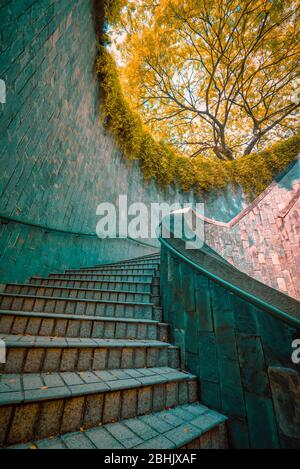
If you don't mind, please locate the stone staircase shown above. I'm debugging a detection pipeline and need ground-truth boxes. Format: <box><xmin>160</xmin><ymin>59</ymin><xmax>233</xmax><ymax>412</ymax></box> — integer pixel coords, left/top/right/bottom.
<box><xmin>0</xmin><ymin>252</ymin><xmax>227</xmax><ymax>449</ymax></box>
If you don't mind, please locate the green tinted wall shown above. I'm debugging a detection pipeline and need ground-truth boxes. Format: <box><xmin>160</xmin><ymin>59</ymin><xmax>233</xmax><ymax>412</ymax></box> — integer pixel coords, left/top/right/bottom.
<box><xmin>0</xmin><ymin>0</ymin><xmax>246</xmax><ymax>282</ymax></box>
<box><xmin>0</xmin><ymin>0</ymin><xmax>182</xmax><ymax>281</ymax></box>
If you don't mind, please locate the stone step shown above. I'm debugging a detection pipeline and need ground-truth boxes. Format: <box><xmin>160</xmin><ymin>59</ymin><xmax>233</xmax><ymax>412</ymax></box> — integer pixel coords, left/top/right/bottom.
<box><xmin>5</xmin><ymin>403</ymin><xmax>227</xmax><ymax>450</ymax></box>
<box><xmin>0</xmin><ymin>334</ymin><xmax>179</xmax><ymax>374</ymax></box>
<box><xmin>0</xmin><ymin>368</ymin><xmax>199</xmax><ymax>447</ymax></box>
<box><xmin>0</xmin><ymin>310</ymin><xmax>169</xmax><ymax>341</ymax></box>
<box><xmin>29</xmin><ymin>277</ymin><xmax>155</xmax><ymax>294</ymax></box>
<box><xmin>48</xmin><ymin>272</ymin><xmax>155</xmax><ymax>282</ymax></box>
<box><xmin>4</xmin><ymin>283</ymin><xmax>152</xmax><ymax>304</ymax></box>
<box><xmin>65</xmin><ymin>267</ymin><xmax>157</xmax><ymax>275</ymax></box>
<box><xmin>101</xmin><ymin>253</ymin><xmax>160</xmax><ymax>266</ymax></box>
<box><xmin>0</xmin><ymin>293</ymin><xmax>157</xmax><ymax>320</ymax></box>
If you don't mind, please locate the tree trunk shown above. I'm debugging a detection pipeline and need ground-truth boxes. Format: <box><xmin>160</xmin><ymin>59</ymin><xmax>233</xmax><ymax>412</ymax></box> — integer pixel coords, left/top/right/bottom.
<box><xmin>243</xmin><ymin>135</ymin><xmax>261</xmax><ymax>156</ymax></box>
<box><xmin>214</xmin><ymin>128</ymin><xmax>235</xmax><ymax>160</ymax></box>
<box><xmin>213</xmin><ymin>144</ymin><xmax>234</xmax><ymax>160</ymax></box>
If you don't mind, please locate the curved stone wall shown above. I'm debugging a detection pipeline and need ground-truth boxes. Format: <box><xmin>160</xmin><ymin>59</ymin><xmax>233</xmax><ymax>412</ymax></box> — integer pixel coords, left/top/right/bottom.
<box><xmin>0</xmin><ymin>0</ymin><xmax>189</xmax><ymax>281</ymax></box>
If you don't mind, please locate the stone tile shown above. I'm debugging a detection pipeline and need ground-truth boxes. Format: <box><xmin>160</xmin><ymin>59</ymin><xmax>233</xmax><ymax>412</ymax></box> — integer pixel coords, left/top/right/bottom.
<box><xmin>80</xmin><ymin>321</ymin><xmax>92</xmax><ymax>338</ymax></box>
<box><xmin>36</xmin><ymin>399</ymin><xmax>64</xmax><ymax>439</ymax></box>
<box><xmin>8</xmin><ymin>403</ymin><xmax>39</xmax><ymax>445</ymax></box>
<box><xmin>92</xmin><ymin>322</ymin><xmax>104</xmax><ymax>338</ymax></box>
<box><xmin>106</xmin><ymin>422</ymin><xmax>143</xmax><ymax>448</ymax></box>
<box><xmin>23</xmin><ymin>374</ymin><xmax>44</xmax><ymax>390</ymax></box>
<box><xmin>125</xmin><ymin>418</ymin><xmax>158</xmax><ymax>441</ymax></box>
<box><xmin>61</xmin><ymin>372</ymin><xmax>83</xmax><ymax>386</ymax></box>
<box><xmin>43</xmin><ymin>349</ymin><xmax>62</xmax><ymax>372</ymax></box>
<box><xmin>86</xmin><ymin>427</ymin><xmax>124</xmax><ymax>449</ymax></box>
<box><xmin>26</xmin><ymin>317</ymin><xmax>42</xmax><ymax>335</ymax></box>
<box><xmin>139</xmin><ymin>414</ymin><xmax>172</xmax><ymax>434</ymax></box>
<box><xmin>83</xmin><ymin>393</ymin><xmax>104</xmax><ymax>428</ymax></box>
<box><xmin>108</xmin><ymin>369</ymin><xmax>130</xmax><ymax>380</ymax></box>
<box><xmin>4</xmin><ymin>349</ymin><xmax>26</xmax><ymax>373</ymax></box>
<box><xmin>93</xmin><ymin>349</ymin><xmax>107</xmax><ymax>369</ymax></box>
<box><xmin>103</xmin><ymin>391</ymin><xmax>121</xmax><ymax>424</ymax></box>
<box><xmin>62</xmin><ymin>431</ymin><xmax>95</xmax><ymax>449</ymax></box>
<box><xmin>0</xmin><ymin>315</ymin><xmax>14</xmax><ymax>334</ymax></box>
<box><xmin>107</xmin><ymin>378</ymin><xmax>139</xmax><ymax>391</ymax></box>
<box><xmin>78</xmin><ymin>371</ymin><xmax>99</xmax><ymax>384</ymax></box>
<box><xmin>137</xmin><ymin>386</ymin><xmax>152</xmax><ymax>415</ymax></box>
<box><xmin>134</xmin><ymin>435</ymin><xmax>176</xmax><ymax>449</ymax></box>
<box><xmin>0</xmin><ymin>391</ymin><xmax>23</xmax><ymax>405</ymax></box>
<box><xmin>170</xmin><ymin>406</ymin><xmax>198</xmax><ymax>422</ymax></box>
<box><xmin>42</xmin><ymin>373</ymin><xmax>65</xmax><ymax>388</ymax></box>
<box><xmin>0</xmin><ymin>406</ymin><xmax>13</xmax><ymax>446</ymax></box>
<box><xmin>121</xmin><ymin>348</ymin><xmax>134</xmax><ymax>368</ymax></box>
<box><xmin>104</xmin><ymin>322</ymin><xmax>115</xmax><ymax>339</ymax></box>
<box><xmin>134</xmin><ymin>348</ymin><xmax>146</xmax><ymax>368</ymax></box>
<box><xmin>11</xmin><ymin>317</ymin><xmax>27</xmax><ymax>335</ymax></box>
<box><xmin>24</xmin><ymin>349</ymin><xmax>44</xmax><ymax>373</ymax></box>
<box><xmin>53</xmin><ymin>319</ymin><xmax>68</xmax><ymax>336</ymax></box>
<box><xmin>159</xmin><ymin>409</ymin><xmax>184</xmax><ymax>427</ymax></box>
<box><xmin>123</xmin><ymin>368</ymin><xmax>143</xmax><ymax>378</ymax></box>
<box><xmin>152</xmin><ymin>384</ymin><xmax>165</xmax><ymax>412</ymax></box>
<box><xmin>147</xmin><ymin>348</ymin><xmax>158</xmax><ymax>367</ymax></box>
<box><xmin>60</xmin><ymin>349</ymin><xmax>78</xmax><ymax>372</ymax></box>
<box><xmin>182</xmin><ymin>403</ymin><xmax>209</xmax><ymax>416</ymax></box>
<box><xmin>178</xmin><ymin>381</ymin><xmax>188</xmax><ymax>404</ymax></box>
<box><xmin>94</xmin><ymin>370</ymin><xmax>116</xmax><ymax>381</ymax></box>
<box><xmin>199</xmin><ymin>431</ymin><xmax>212</xmax><ymax>449</ymax></box>
<box><xmin>138</xmin><ymin>375</ymin><xmax>165</xmax><ymax>386</ymax></box>
<box><xmin>164</xmin><ymin>423</ymin><xmax>201</xmax><ymax>447</ymax></box>
<box><xmin>191</xmin><ymin>411</ymin><xmax>225</xmax><ymax>432</ymax></box>
<box><xmin>69</xmin><ymin>381</ymin><xmax>109</xmax><ymax>396</ymax></box>
<box><xmin>107</xmin><ymin>348</ymin><xmax>121</xmax><ymax>369</ymax></box>
<box><xmin>61</xmin><ymin>397</ymin><xmax>85</xmax><ymax>434</ymax></box>
<box><xmin>115</xmin><ymin>322</ymin><xmax>126</xmax><ymax>339</ymax></box>
<box><xmin>37</xmin><ymin>438</ymin><xmax>66</xmax><ymax>449</ymax></box>
<box><xmin>24</xmin><ymin>386</ymin><xmax>69</xmax><ymax>402</ymax></box>
<box><xmin>0</xmin><ymin>374</ymin><xmax>22</xmax><ymax>393</ymax></box>
<box><xmin>166</xmin><ymin>382</ymin><xmax>178</xmax><ymax>408</ymax></box>
<box><xmin>39</xmin><ymin>319</ymin><xmax>55</xmax><ymax>336</ymax></box>
<box><xmin>188</xmin><ymin>380</ymin><xmax>198</xmax><ymax>402</ymax></box>
<box><xmin>121</xmin><ymin>388</ymin><xmax>137</xmax><ymax>419</ymax></box>
<box><xmin>77</xmin><ymin>348</ymin><xmax>92</xmax><ymax>371</ymax></box>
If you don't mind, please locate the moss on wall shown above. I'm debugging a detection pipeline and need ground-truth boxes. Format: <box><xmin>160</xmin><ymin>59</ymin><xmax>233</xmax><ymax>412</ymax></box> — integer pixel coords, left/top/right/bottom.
<box><xmin>98</xmin><ymin>4</ymin><xmax>300</xmax><ymax>200</ymax></box>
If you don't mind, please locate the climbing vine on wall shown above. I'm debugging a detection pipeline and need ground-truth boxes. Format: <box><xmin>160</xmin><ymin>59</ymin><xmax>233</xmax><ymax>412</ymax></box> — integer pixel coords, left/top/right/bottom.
<box><xmin>97</xmin><ymin>0</ymin><xmax>300</xmax><ymax>198</ymax></box>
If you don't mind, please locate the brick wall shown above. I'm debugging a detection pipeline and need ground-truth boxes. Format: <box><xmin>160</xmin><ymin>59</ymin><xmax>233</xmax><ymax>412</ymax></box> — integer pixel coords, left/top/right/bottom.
<box><xmin>204</xmin><ymin>159</ymin><xmax>300</xmax><ymax>300</ymax></box>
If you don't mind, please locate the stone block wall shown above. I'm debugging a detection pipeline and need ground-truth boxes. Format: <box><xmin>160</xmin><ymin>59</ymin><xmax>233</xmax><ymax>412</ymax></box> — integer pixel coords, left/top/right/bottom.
<box><xmin>0</xmin><ymin>0</ymin><xmax>188</xmax><ymax>281</ymax></box>
<box><xmin>204</xmin><ymin>159</ymin><xmax>300</xmax><ymax>300</ymax></box>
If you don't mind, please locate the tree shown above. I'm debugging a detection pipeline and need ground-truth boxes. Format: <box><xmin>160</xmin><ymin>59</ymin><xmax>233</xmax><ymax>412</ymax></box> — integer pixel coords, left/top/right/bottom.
<box><xmin>110</xmin><ymin>0</ymin><xmax>300</xmax><ymax>160</ymax></box>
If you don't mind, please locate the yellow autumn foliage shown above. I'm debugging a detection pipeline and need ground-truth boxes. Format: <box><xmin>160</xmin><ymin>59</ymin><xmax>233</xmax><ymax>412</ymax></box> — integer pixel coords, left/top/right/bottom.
<box><xmin>97</xmin><ymin>2</ymin><xmax>300</xmax><ymax>199</ymax></box>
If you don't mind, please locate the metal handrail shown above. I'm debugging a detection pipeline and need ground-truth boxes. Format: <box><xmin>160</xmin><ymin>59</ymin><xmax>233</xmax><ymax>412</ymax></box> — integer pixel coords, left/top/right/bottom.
<box><xmin>0</xmin><ymin>213</ymin><xmax>159</xmax><ymax>249</ymax></box>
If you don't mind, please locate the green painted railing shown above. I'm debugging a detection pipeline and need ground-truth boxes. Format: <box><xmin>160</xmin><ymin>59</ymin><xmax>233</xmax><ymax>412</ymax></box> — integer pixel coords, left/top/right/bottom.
<box><xmin>158</xmin><ymin>214</ymin><xmax>300</xmax><ymax>329</ymax></box>
<box><xmin>159</xmin><ymin>236</ymin><xmax>300</xmax><ymax>329</ymax></box>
